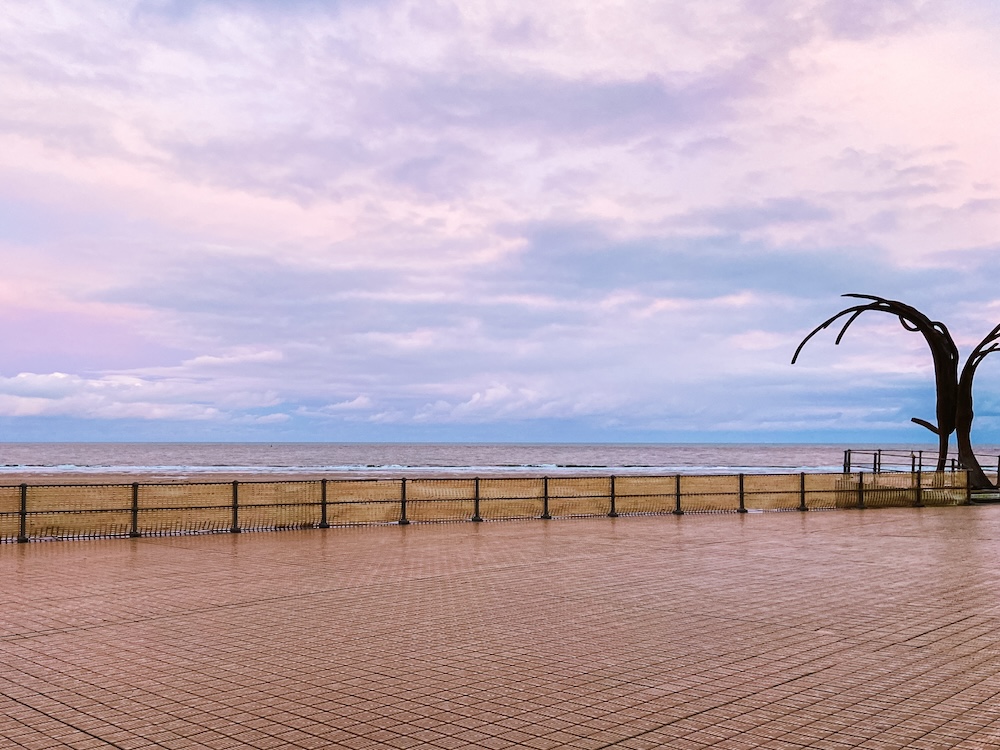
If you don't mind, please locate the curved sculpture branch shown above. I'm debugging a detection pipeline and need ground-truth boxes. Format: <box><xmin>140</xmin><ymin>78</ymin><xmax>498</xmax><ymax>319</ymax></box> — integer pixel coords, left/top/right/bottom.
<box><xmin>792</xmin><ymin>294</ymin><xmax>960</xmax><ymax>472</ymax></box>
<box><xmin>956</xmin><ymin>324</ymin><xmax>1000</xmax><ymax>490</ymax></box>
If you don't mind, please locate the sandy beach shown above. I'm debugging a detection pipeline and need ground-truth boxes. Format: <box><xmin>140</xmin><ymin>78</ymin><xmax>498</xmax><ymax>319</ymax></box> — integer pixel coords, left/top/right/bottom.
<box><xmin>0</xmin><ymin>468</ymin><xmax>568</xmax><ymax>485</ymax></box>
<box><xmin>1</xmin><ymin>470</ymin><xmax>358</xmax><ymax>485</ymax></box>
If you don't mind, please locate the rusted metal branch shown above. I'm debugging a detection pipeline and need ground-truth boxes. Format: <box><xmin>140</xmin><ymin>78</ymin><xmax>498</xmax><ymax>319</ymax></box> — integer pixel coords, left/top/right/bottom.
<box><xmin>793</xmin><ymin>294</ymin><xmax>960</xmax><ymax>474</ymax></box>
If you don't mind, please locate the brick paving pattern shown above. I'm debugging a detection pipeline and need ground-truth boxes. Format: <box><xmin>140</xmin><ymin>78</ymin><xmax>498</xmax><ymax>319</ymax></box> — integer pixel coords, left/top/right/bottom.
<box><xmin>3</xmin><ymin>507</ymin><xmax>1000</xmax><ymax>749</ymax></box>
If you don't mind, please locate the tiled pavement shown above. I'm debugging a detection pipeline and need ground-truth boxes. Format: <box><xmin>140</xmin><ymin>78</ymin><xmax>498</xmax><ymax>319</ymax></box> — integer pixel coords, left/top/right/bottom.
<box><xmin>3</xmin><ymin>508</ymin><xmax>1000</xmax><ymax>749</ymax></box>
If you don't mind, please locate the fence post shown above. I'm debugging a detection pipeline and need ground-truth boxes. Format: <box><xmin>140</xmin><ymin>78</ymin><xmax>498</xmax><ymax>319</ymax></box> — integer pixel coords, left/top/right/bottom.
<box><xmin>608</xmin><ymin>475</ymin><xmax>618</xmax><ymax>517</ymax></box>
<box><xmin>737</xmin><ymin>473</ymin><xmax>747</xmax><ymax>513</ymax></box>
<box><xmin>129</xmin><ymin>482</ymin><xmax>141</xmax><ymax>537</ymax></box>
<box><xmin>857</xmin><ymin>472</ymin><xmax>865</xmax><ymax>509</ymax></box>
<box><xmin>230</xmin><ymin>480</ymin><xmax>241</xmax><ymax>533</ymax></box>
<box><xmin>17</xmin><ymin>483</ymin><xmax>28</xmax><ymax>543</ymax></box>
<box><xmin>844</xmin><ymin>449</ymin><xmax>851</xmax><ymax>473</ymax></box>
<box><xmin>318</xmin><ymin>479</ymin><xmax>330</xmax><ymax>528</ymax></box>
<box><xmin>673</xmin><ymin>474</ymin><xmax>683</xmax><ymax>515</ymax></box>
<box><xmin>541</xmin><ymin>476</ymin><xmax>551</xmax><ymax>519</ymax></box>
<box><xmin>399</xmin><ymin>478</ymin><xmax>410</xmax><ymax>525</ymax></box>
<box><xmin>874</xmin><ymin>450</ymin><xmax>880</xmax><ymax>473</ymax></box>
<box><xmin>798</xmin><ymin>472</ymin><xmax>808</xmax><ymax>512</ymax></box>
<box><xmin>472</xmin><ymin>478</ymin><xmax>483</xmax><ymax>522</ymax></box>
<box><xmin>913</xmin><ymin>469</ymin><xmax>923</xmax><ymax>508</ymax></box>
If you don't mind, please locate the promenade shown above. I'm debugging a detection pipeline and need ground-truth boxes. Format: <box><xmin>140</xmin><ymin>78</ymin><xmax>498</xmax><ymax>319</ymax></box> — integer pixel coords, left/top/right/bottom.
<box><xmin>3</xmin><ymin>507</ymin><xmax>1000</xmax><ymax>749</ymax></box>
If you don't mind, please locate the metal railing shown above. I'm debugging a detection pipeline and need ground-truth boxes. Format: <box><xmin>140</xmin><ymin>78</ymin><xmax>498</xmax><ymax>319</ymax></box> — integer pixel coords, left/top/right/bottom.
<box><xmin>0</xmin><ymin>471</ymin><xmax>972</xmax><ymax>543</ymax></box>
<box><xmin>844</xmin><ymin>448</ymin><xmax>1000</xmax><ymax>475</ymax></box>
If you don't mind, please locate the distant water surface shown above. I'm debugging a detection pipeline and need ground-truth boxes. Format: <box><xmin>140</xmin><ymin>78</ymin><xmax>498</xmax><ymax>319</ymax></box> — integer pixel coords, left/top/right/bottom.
<box><xmin>0</xmin><ymin>442</ymin><xmax>982</xmax><ymax>477</ymax></box>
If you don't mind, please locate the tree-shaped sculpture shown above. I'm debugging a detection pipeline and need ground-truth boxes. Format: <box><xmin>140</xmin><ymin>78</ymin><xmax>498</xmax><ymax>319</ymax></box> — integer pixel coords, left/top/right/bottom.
<box><xmin>793</xmin><ymin>294</ymin><xmax>999</xmax><ymax>489</ymax></box>
<box><xmin>956</xmin><ymin>323</ymin><xmax>1000</xmax><ymax>489</ymax></box>
<box><xmin>792</xmin><ymin>294</ymin><xmax>959</xmax><ymax>474</ymax></box>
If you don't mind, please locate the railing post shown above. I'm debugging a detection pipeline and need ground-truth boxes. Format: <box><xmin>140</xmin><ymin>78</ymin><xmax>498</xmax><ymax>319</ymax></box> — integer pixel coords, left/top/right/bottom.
<box><xmin>913</xmin><ymin>469</ymin><xmax>923</xmax><ymax>508</ymax></box>
<box><xmin>318</xmin><ymin>479</ymin><xmax>330</xmax><ymax>528</ymax></box>
<box><xmin>17</xmin><ymin>483</ymin><xmax>28</xmax><ymax>543</ymax></box>
<box><xmin>399</xmin><ymin>478</ymin><xmax>410</xmax><ymax>525</ymax></box>
<box><xmin>966</xmin><ymin>470</ymin><xmax>972</xmax><ymax>505</ymax></box>
<box><xmin>844</xmin><ymin>449</ymin><xmax>851</xmax><ymax>474</ymax></box>
<box><xmin>608</xmin><ymin>475</ymin><xmax>618</xmax><ymax>517</ymax></box>
<box><xmin>857</xmin><ymin>472</ymin><xmax>865</xmax><ymax>509</ymax></box>
<box><xmin>919</xmin><ymin>450</ymin><xmax>924</xmax><ymax>473</ymax></box>
<box><xmin>798</xmin><ymin>472</ymin><xmax>808</xmax><ymax>511</ymax></box>
<box><xmin>737</xmin><ymin>473</ymin><xmax>747</xmax><ymax>513</ymax></box>
<box><xmin>230</xmin><ymin>480</ymin><xmax>241</xmax><ymax>533</ymax></box>
<box><xmin>471</xmin><ymin>477</ymin><xmax>483</xmax><ymax>522</ymax></box>
<box><xmin>541</xmin><ymin>477</ymin><xmax>551</xmax><ymax>519</ymax></box>
<box><xmin>873</xmin><ymin>450</ymin><xmax>880</xmax><ymax>473</ymax></box>
<box><xmin>129</xmin><ymin>482</ymin><xmax>141</xmax><ymax>537</ymax></box>
<box><xmin>672</xmin><ymin>474</ymin><xmax>683</xmax><ymax>515</ymax></box>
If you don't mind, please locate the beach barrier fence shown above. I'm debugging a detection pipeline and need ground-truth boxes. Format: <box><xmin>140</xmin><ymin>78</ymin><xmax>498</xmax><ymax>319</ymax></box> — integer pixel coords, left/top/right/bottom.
<box><xmin>0</xmin><ymin>470</ymin><xmax>971</xmax><ymax>543</ymax></box>
<box><xmin>843</xmin><ymin>448</ymin><xmax>1000</xmax><ymax>475</ymax></box>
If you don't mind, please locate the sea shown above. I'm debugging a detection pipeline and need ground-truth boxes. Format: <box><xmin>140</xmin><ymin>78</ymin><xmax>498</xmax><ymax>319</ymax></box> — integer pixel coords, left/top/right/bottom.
<box><xmin>0</xmin><ymin>442</ymin><xmax>990</xmax><ymax>478</ymax></box>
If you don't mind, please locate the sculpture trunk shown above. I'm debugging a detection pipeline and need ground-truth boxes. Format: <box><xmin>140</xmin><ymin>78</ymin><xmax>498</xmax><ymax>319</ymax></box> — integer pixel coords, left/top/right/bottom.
<box><xmin>956</xmin><ymin>350</ymin><xmax>999</xmax><ymax>491</ymax></box>
<box><xmin>936</xmin><ymin>430</ymin><xmax>949</xmax><ymax>474</ymax></box>
<box><xmin>930</xmin><ymin>347</ymin><xmax>958</xmax><ymax>472</ymax></box>
<box><xmin>955</xmin><ymin>413</ymin><xmax>992</xmax><ymax>489</ymax></box>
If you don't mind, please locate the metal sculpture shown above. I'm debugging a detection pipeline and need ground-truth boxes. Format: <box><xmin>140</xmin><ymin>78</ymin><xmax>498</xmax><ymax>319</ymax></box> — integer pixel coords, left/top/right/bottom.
<box><xmin>792</xmin><ymin>293</ymin><xmax>998</xmax><ymax>489</ymax></box>
<box><xmin>956</xmin><ymin>323</ymin><xmax>1000</xmax><ymax>489</ymax></box>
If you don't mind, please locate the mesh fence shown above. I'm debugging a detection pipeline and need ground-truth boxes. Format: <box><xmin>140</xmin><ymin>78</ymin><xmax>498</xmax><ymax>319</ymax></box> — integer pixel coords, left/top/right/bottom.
<box><xmin>547</xmin><ymin>477</ymin><xmax>612</xmax><ymax>517</ymax></box>
<box><xmin>614</xmin><ymin>476</ymin><xmax>677</xmax><ymax>515</ymax></box>
<box><xmin>25</xmin><ymin>484</ymin><xmax>133</xmax><ymax>540</ymax></box>
<box><xmin>919</xmin><ymin>469</ymin><xmax>969</xmax><ymax>506</ymax></box>
<box><xmin>800</xmin><ymin>473</ymin><xmax>842</xmax><ymax>510</ymax></box>
<box><xmin>743</xmin><ymin>474</ymin><xmax>802</xmax><ymax>511</ymax></box>
<box><xmin>678</xmin><ymin>475</ymin><xmax>741</xmax><ymax>513</ymax></box>
<box><xmin>480</xmin><ymin>478</ymin><xmax>545</xmax><ymax>520</ymax></box>
<box><xmin>140</xmin><ymin>483</ymin><xmax>233</xmax><ymax>536</ymax></box>
<box><xmin>832</xmin><ymin>470</ymin><xmax>969</xmax><ymax>508</ymax></box>
<box><xmin>326</xmin><ymin>479</ymin><xmax>402</xmax><ymax>526</ymax></box>
<box><xmin>237</xmin><ymin>481</ymin><xmax>322</xmax><ymax>531</ymax></box>
<box><xmin>404</xmin><ymin>479</ymin><xmax>476</xmax><ymax>522</ymax></box>
<box><xmin>0</xmin><ymin>470</ymin><xmax>972</xmax><ymax>542</ymax></box>
<box><xmin>0</xmin><ymin>485</ymin><xmax>21</xmax><ymax>542</ymax></box>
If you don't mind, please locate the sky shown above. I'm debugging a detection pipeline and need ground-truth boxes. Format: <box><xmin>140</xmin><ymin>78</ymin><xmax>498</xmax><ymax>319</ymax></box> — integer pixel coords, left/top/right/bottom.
<box><xmin>3</xmin><ymin>0</ymin><xmax>1000</xmax><ymax>444</ymax></box>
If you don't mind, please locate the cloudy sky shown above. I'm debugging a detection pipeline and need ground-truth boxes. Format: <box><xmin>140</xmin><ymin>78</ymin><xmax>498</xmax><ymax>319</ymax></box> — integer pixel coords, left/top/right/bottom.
<box><xmin>2</xmin><ymin>0</ymin><xmax>1000</xmax><ymax>443</ymax></box>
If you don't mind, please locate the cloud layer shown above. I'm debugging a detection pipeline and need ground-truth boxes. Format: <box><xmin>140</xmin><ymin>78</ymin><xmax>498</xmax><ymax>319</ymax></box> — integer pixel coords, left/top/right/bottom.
<box><xmin>2</xmin><ymin>0</ymin><xmax>1000</xmax><ymax>442</ymax></box>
